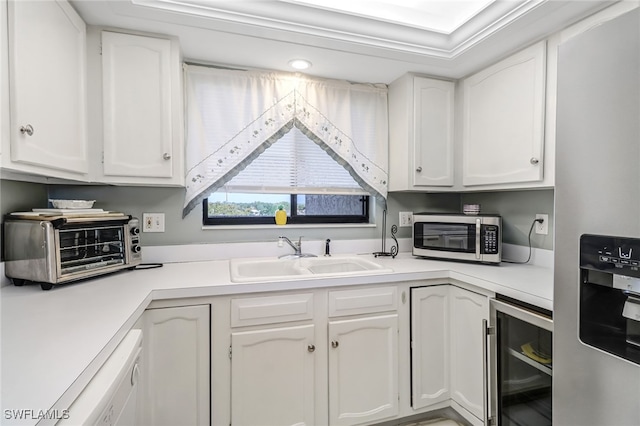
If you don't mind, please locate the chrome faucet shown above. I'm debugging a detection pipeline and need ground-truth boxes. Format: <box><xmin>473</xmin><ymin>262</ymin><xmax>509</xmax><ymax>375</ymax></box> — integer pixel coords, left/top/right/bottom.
<box><xmin>278</xmin><ymin>236</ymin><xmax>317</xmax><ymax>259</ymax></box>
<box><xmin>279</xmin><ymin>236</ymin><xmax>302</xmax><ymax>256</ymax></box>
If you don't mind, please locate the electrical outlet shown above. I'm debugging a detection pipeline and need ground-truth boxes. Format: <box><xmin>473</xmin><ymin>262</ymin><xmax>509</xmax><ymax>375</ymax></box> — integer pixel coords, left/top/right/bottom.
<box><xmin>143</xmin><ymin>213</ymin><xmax>165</xmax><ymax>233</ymax></box>
<box><xmin>535</xmin><ymin>214</ymin><xmax>549</xmax><ymax>235</ymax></box>
<box><xmin>399</xmin><ymin>211</ymin><xmax>413</xmax><ymax>227</ymax></box>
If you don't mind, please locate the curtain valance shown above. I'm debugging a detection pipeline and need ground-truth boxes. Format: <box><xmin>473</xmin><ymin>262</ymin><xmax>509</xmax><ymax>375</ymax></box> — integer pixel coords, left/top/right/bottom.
<box><xmin>183</xmin><ymin>65</ymin><xmax>389</xmax><ymax>217</ymax></box>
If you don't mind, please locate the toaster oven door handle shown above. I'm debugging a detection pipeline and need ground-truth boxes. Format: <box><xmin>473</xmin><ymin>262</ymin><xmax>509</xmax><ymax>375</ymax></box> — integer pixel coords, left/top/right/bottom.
<box><xmin>475</xmin><ymin>218</ymin><xmax>481</xmax><ymax>260</ymax></box>
<box><xmin>53</xmin><ymin>215</ymin><xmax>133</xmax><ymax>228</ymax></box>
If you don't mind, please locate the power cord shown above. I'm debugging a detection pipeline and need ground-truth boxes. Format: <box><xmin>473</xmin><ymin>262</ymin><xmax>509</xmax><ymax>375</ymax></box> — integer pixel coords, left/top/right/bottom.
<box><xmin>502</xmin><ymin>217</ymin><xmax>544</xmax><ymax>265</ymax></box>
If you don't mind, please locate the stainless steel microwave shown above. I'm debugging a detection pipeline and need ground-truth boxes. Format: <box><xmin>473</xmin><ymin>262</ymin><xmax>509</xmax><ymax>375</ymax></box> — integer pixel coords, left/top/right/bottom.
<box><xmin>412</xmin><ymin>213</ymin><xmax>501</xmax><ymax>264</ymax></box>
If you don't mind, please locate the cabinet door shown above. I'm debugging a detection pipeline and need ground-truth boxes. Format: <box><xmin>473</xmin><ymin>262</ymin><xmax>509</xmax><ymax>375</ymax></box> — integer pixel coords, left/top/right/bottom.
<box><xmin>101</xmin><ymin>31</ymin><xmax>178</xmax><ymax>181</ymax></box>
<box><xmin>7</xmin><ymin>0</ymin><xmax>88</xmax><ymax>175</ymax></box>
<box><xmin>142</xmin><ymin>305</ymin><xmax>210</xmax><ymax>426</ymax></box>
<box><xmin>462</xmin><ymin>41</ymin><xmax>546</xmax><ymax>187</ymax></box>
<box><xmin>388</xmin><ymin>74</ymin><xmax>454</xmax><ymax>191</ymax></box>
<box><xmin>449</xmin><ymin>286</ymin><xmax>489</xmax><ymax>421</ymax></box>
<box><xmin>1</xmin><ymin>0</ymin><xmax>7</xmax><ymax>159</ymax></box>
<box><xmin>411</xmin><ymin>286</ymin><xmax>450</xmax><ymax>409</ymax></box>
<box><xmin>413</xmin><ymin>77</ymin><xmax>455</xmax><ymax>187</ymax></box>
<box><xmin>231</xmin><ymin>324</ymin><xmax>316</xmax><ymax>426</ymax></box>
<box><xmin>328</xmin><ymin>314</ymin><xmax>399</xmax><ymax>426</ymax></box>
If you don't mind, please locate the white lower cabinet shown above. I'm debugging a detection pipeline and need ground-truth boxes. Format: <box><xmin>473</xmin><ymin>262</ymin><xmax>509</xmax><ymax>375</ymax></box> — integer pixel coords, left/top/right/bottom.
<box><xmin>219</xmin><ymin>283</ymin><xmax>493</xmax><ymax>426</ymax></box>
<box><xmin>141</xmin><ymin>304</ymin><xmax>210</xmax><ymax>426</ymax></box>
<box><xmin>449</xmin><ymin>286</ymin><xmax>490</xmax><ymax>423</ymax></box>
<box><xmin>229</xmin><ymin>293</ymin><xmax>319</xmax><ymax>426</ymax></box>
<box><xmin>410</xmin><ymin>285</ymin><xmax>450</xmax><ymax>410</ymax></box>
<box><xmin>411</xmin><ymin>285</ymin><xmax>490</xmax><ymax>425</ymax></box>
<box><xmin>231</xmin><ymin>324</ymin><xmax>317</xmax><ymax>426</ymax></box>
<box><xmin>328</xmin><ymin>314</ymin><xmax>399</xmax><ymax>425</ymax></box>
<box><xmin>227</xmin><ymin>287</ymin><xmax>399</xmax><ymax>426</ymax></box>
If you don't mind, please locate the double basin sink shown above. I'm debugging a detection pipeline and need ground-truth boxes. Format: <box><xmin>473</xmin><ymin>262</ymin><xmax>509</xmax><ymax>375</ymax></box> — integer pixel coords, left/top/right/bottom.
<box><xmin>230</xmin><ymin>255</ymin><xmax>393</xmax><ymax>283</ymax></box>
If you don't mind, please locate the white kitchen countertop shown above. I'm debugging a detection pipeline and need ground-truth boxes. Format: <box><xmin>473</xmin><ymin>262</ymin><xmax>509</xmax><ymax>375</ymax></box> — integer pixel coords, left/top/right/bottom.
<box><xmin>0</xmin><ymin>252</ymin><xmax>553</xmax><ymax>425</ymax></box>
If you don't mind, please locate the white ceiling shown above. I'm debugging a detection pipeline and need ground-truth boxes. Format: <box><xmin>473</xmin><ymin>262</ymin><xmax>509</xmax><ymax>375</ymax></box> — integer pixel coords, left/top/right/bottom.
<box><xmin>282</xmin><ymin>0</ymin><xmax>496</xmax><ymax>34</ymax></box>
<box><xmin>70</xmin><ymin>0</ymin><xmax>615</xmax><ymax>84</ymax></box>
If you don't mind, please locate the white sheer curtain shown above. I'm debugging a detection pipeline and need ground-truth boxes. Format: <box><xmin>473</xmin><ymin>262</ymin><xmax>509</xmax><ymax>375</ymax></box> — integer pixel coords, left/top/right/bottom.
<box><xmin>183</xmin><ymin>65</ymin><xmax>389</xmax><ymax>217</ymax></box>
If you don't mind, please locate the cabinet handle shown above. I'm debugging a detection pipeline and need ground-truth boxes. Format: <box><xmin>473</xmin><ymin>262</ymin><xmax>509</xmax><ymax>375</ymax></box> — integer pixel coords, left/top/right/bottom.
<box><xmin>331</xmin><ymin>340</ymin><xmax>339</xmax><ymax>349</ymax></box>
<box><xmin>163</xmin><ymin>152</ymin><xmax>172</xmax><ymax>160</ymax></box>
<box><xmin>19</xmin><ymin>125</ymin><xmax>34</xmax><ymax>136</ymax></box>
<box><xmin>307</xmin><ymin>344</ymin><xmax>315</xmax><ymax>353</ymax></box>
<box><xmin>415</xmin><ymin>166</ymin><xmax>422</xmax><ymax>172</ymax></box>
<box><xmin>482</xmin><ymin>319</ymin><xmax>493</xmax><ymax>425</ymax></box>
<box><xmin>131</xmin><ymin>362</ymin><xmax>140</xmax><ymax>386</ymax></box>
<box><xmin>530</xmin><ymin>157</ymin><xmax>539</xmax><ymax>165</ymax></box>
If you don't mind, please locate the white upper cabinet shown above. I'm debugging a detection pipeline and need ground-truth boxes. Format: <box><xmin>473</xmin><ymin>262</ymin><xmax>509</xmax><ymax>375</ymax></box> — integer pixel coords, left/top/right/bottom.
<box><xmin>462</xmin><ymin>41</ymin><xmax>547</xmax><ymax>187</ymax></box>
<box><xmin>1</xmin><ymin>0</ymin><xmax>8</xmax><ymax>160</ymax></box>
<box><xmin>100</xmin><ymin>30</ymin><xmax>184</xmax><ymax>185</ymax></box>
<box><xmin>4</xmin><ymin>0</ymin><xmax>88</xmax><ymax>178</ymax></box>
<box><xmin>389</xmin><ymin>74</ymin><xmax>455</xmax><ymax>190</ymax></box>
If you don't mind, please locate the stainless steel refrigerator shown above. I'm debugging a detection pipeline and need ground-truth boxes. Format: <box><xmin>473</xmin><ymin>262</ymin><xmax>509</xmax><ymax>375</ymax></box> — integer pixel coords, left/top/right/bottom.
<box><xmin>554</xmin><ymin>6</ymin><xmax>640</xmax><ymax>426</ymax></box>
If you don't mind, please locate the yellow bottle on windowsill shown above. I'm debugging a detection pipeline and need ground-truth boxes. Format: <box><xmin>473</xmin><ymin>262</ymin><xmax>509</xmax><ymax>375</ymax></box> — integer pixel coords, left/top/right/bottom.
<box><xmin>275</xmin><ymin>205</ymin><xmax>287</xmax><ymax>225</ymax></box>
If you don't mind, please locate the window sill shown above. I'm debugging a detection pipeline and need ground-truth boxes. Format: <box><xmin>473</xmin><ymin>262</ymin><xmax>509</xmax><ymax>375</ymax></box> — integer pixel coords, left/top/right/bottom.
<box><xmin>202</xmin><ymin>223</ymin><xmax>377</xmax><ymax>231</ymax></box>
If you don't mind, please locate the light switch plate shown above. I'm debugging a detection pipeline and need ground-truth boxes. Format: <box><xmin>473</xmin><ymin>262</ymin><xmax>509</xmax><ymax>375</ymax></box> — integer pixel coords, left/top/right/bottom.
<box><xmin>143</xmin><ymin>213</ymin><xmax>165</xmax><ymax>233</ymax></box>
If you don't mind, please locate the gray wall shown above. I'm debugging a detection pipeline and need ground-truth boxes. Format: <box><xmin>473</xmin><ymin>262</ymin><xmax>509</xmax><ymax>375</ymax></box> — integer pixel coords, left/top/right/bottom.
<box><xmin>42</xmin><ymin>186</ymin><xmax>460</xmax><ymax>245</ymax></box>
<box><xmin>0</xmin><ymin>179</ymin><xmax>48</xmax><ymax>217</ymax></box>
<box><xmin>461</xmin><ymin>189</ymin><xmax>554</xmax><ymax>250</ymax></box>
<box><xmin>46</xmin><ymin>185</ymin><xmax>461</xmax><ymax>245</ymax></box>
<box><xmin>1</xmin><ymin>179</ymin><xmax>553</xmax><ymax>250</ymax></box>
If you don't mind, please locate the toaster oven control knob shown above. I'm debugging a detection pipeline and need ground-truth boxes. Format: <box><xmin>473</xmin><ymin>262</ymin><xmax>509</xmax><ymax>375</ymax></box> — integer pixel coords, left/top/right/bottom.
<box><xmin>132</xmin><ymin>244</ymin><xmax>141</xmax><ymax>254</ymax></box>
<box><xmin>131</xmin><ymin>226</ymin><xmax>140</xmax><ymax>236</ymax></box>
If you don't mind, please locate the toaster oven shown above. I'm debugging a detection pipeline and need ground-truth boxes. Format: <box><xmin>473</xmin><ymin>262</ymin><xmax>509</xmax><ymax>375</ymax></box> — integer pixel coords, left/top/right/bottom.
<box><xmin>3</xmin><ymin>213</ymin><xmax>141</xmax><ymax>290</ymax></box>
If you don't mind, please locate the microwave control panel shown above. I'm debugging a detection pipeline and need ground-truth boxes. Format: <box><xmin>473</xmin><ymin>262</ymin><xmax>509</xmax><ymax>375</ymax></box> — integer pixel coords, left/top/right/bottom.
<box><xmin>482</xmin><ymin>225</ymin><xmax>500</xmax><ymax>254</ymax></box>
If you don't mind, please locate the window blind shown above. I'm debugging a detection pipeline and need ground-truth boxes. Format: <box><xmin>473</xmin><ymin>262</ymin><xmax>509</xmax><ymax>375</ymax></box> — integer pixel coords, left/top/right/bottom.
<box><xmin>220</xmin><ymin>126</ymin><xmax>368</xmax><ymax>195</ymax></box>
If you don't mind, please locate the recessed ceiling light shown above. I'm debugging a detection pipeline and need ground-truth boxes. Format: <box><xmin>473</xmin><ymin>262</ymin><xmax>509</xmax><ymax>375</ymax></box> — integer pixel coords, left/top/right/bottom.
<box><xmin>288</xmin><ymin>59</ymin><xmax>312</xmax><ymax>70</ymax></box>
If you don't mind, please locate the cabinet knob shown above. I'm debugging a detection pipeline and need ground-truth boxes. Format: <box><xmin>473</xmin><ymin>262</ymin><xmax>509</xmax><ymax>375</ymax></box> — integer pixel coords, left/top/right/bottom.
<box><xmin>307</xmin><ymin>344</ymin><xmax>315</xmax><ymax>353</ymax></box>
<box><xmin>19</xmin><ymin>124</ymin><xmax>34</xmax><ymax>136</ymax></box>
<box><xmin>530</xmin><ymin>157</ymin><xmax>539</xmax><ymax>165</ymax></box>
<box><xmin>331</xmin><ymin>340</ymin><xmax>339</xmax><ymax>349</ymax></box>
<box><xmin>415</xmin><ymin>166</ymin><xmax>422</xmax><ymax>172</ymax></box>
<box><xmin>163</xmin><ymin>152</ymin><xmax>171</xmax><ymax>160</ymax></box>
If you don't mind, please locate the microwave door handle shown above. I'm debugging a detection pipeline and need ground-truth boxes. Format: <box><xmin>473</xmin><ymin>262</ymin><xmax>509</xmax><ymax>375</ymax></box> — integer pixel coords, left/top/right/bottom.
<box><xmin>475</xmin><ymin>218</ymin><xmax>481</xmax><ymax>259</ymax></box>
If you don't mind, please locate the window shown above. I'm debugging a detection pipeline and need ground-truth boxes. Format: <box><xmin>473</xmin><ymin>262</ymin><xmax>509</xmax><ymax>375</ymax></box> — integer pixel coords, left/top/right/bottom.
<box><xmin>183</xmin><ymin>65</ymin><xmax>389</xmax><ymax>219</ymax></box>
<box><xmin>203</xmin><ymin>193</ymin><xmax>370</xmax><ymax>225</ymax></box>
<box><xmin>201</xmin><ymin>125</ymin><xmax>372</xmax><ymax>225</ymax></box>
